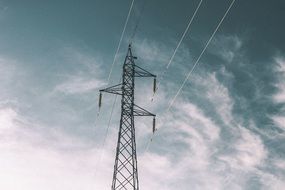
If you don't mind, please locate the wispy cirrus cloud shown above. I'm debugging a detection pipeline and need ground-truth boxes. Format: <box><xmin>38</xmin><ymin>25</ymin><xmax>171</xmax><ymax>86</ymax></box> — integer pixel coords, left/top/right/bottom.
<box><xmin>271</xmin><ymin>56</ymin><xmax>285</xmax><ymax>131</ymax></box>
<box><xmin>219</xmin><ymin>126</ymin><xmax>267</xmax><ymax>170</ymax></box>
<box><xmin>133</xmin><ymin>39</ymin><xmax>171</xmax><ymax>64</ymax></box>
<box><xmin>135</xmin><ymin>35</ymin><xmax>285</xmax><ymax>189</ymax></box>
<box><xmin>54</xmin><ymin>77</ymin><xmax>105</xmax><ymax>94</ymax></box>
<box><xmin>208</xmin><ymin>35</ymin><xmax>243</xmax><ymax>63</ymax></box>
<box><xmin>191</xmin><ymin>68</ymin><xmax>234</xmax><ymax>127</ymax></box>
<box><xmin>138</xmin><ymin>100</ymin><xmax>223</xmax><ymax>190</ymax></box>
<box><xmin>273</xmin><ymin>56</ymin><xmax>285</xmax><ymax>103</ymax></box>
<box><xmin>97</xmin><ymin>48</ymin><xmax>241</xmax><ymax>188</ymax></box>
<box><xmin>0</xmin><ymin>57</ymin><xmax>19</xmax><ymax>98</ymax></box>
<box><xmin>272</xmin><ymin>116</ymin><xmax>285</xmax><ymax>131</ymax></box>
<box><xmin>53</xmin><ymin>47</ymin><xmax>106</xmax><ymax>95</ymax></box>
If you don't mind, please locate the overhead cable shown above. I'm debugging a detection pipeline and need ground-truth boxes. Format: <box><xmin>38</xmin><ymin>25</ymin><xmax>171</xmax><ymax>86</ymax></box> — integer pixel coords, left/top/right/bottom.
<box><xmin>167</xmin><ymin>0</ymin><xmax>236</xmax><ymax>111</ymax></box>
<box><xmin>151</xmin><ymin>0</ymin><xmax>203</xmax><ymax>101</ymax></box>
<box><xmin>107</xmin><ymin>0</ymin><xmax>136</xmax><ymax>84</ymax></box>
<box><xmin>145</xmin><ymin>0</ymin><xmax>237</xmax><ymax>153</ymax></box>
<box><xmin>129</xmin><ymin>0</ymin><xmax>148</xmax><ymax>44</ymax></box>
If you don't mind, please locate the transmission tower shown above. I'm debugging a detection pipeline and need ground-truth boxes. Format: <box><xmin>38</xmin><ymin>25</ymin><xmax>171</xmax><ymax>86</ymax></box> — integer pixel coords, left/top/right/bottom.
<box><xmin>99</xmin><ymin>44</ymin><xmax>156</xmax><ymax>190</ymax></box>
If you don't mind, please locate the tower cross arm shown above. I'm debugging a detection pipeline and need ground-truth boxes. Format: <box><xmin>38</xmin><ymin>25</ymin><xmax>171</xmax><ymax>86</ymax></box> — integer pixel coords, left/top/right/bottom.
<box><xmin>99</xmin><ymin>83</ymin><xmax>123</xmax><ymax>96</ymax></box>
<box><xmin>133</xmin><ymin>104</ymin><xmax>155</xmax><ymax>117</ymax></box>
<box><xmin>134</xmin><ymin>65</ymin><xmax>156</xmax><ymax>78</ymax></box>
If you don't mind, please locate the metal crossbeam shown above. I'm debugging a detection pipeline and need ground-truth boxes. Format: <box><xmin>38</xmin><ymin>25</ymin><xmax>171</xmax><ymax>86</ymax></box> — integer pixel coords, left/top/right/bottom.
<box><xmin>100</xmin><ymin>84</ymin><xmax>123</xmax><ymax>95</ymax></box>
<box><xmin>133</xmin><ymin>104</ymin><xmax>155</xmax><ymax>117</ymax></box>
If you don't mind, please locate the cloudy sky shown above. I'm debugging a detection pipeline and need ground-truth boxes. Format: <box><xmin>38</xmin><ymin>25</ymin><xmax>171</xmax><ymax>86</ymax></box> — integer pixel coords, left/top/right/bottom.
<box><xmin>0</xmin><ymin>0</ymin><xmax>285</xmax><ymax>189</ymax></box>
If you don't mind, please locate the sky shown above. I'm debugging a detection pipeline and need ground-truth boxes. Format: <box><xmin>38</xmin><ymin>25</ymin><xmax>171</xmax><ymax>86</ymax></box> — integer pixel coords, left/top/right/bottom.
<box><xmin>0</xmin><ymin>0</ymin><xmax>285</xmax><ymax>189</ymax></box>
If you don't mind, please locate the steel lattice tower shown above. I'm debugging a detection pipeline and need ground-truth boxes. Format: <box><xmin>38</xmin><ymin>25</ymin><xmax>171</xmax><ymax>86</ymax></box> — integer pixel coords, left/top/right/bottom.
<box><xmin>99</xmin><ymin>44</ymin><xmax>156</xmax><ymax>190</ymax></box>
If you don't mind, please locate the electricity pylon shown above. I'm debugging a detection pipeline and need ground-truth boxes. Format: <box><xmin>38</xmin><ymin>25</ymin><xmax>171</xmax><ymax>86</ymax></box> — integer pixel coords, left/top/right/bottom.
<box><xmin>99</xmin><ymin>44</ymin><xmax>156</xmax><ymax>190</ymax></box>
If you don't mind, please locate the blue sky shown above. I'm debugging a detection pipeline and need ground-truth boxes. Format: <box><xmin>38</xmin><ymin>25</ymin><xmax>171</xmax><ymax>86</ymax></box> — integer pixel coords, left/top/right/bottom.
<box><xmin>0</xmin><ymin>0</ymin><xmax>285</xmax><ymax>189</ymax></box>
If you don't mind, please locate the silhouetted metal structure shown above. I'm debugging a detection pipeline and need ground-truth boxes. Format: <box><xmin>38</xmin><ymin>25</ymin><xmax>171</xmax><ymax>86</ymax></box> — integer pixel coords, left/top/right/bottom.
<box><xmin>99</xmin><ymin>44</ymin><xmax>156</xmax><ymax>190</ymax></box>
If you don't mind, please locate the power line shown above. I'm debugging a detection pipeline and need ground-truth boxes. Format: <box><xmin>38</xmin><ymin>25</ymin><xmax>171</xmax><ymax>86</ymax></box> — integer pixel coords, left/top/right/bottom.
<box><xmin>94</xmin><ymin>95</ymin><xmax>118</xmax><ymax>179</ymax></box>
<box><xmin>166</xmin><ymin>0</ymin><xmax>203</xmax><ymax>70</ymax></box>
<box><xmin>167</xmin><ymin>0</ymin><xmax>236</xmax><ymax>111</ymax></box>
<box><xmin>104</xmin><ymin>0</ymin><xmax>147</xmax><ymax>148</ymax></box>
<box><xmin>102</xmin><ymin>95</ymin><xmax>118</xmax><ymax>153</ymax></box>
<box><xmin>103</xmin><ymin>0</ymin><xmax>149</xmax><ymax>150</ymax></box>
<box><xmin>96</xmin><ymin>0</ymin><xmax>137</xmax><ymax>163</ymax></box>
<box><xmin>107</xmin><ymin>0</ymin><xmax>136</xmax><ymax>84</ymax></box>
<box><xmin>95</xmin><ymin>0</ymin><xmax>136</xmax><ymax>180</ymax></box>
<box><xmin>104</xmin><ymin>0</ymin><xmax>146</xmax><ymax>140</ymax></box>
<box><xmin>145</xmin><ymin>0</ymin><xmax>237</xmax><ymax>153</ymax></box>
<box><xmin>151</xmin><ymin>0</ymin><xmax>203</xmax><ymax>101</ymax></box>
<box><xmin>129</xmin><ymin>0</ymin><xmax>148</xmax><ymax>44</ymax></box>
<box><xmin>145</xmin><ymin>0</ymin><xmax>204</xmax><ymax>150</ymax></box>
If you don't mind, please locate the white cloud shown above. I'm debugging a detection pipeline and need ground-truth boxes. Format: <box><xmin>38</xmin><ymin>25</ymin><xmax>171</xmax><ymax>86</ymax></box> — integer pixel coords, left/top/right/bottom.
<box><xmin>133</xmin><ymin>38</ymin><xmax>193</xmax><ymax>79</ymax></box>
<box><xmin>54</xmin><ymin>47</ymin><xmax>106</xmax><ymax>95</ymax></box>
<box><xmin>272</xmin><ymin>116</ymin><xmax>285</xmax><ymax>131</ymax></box>
<box><xmin>0</xmin><ymin>57</ymin><xmax>20</xmax><ymax>100</ymax></box>
<box><xmin>209</xmin><ymin>35</ymin><xmax>242</xmax><ymax>63</ymax></box>
<box><xmin>272</xmin><ymin>56</ymin><xmax>285</xmax><ymax>131</ymax></box>
<box><xmin>273</xmin><ymin>57</ymin><xmax>285</xmax><ymax>103</ymax></box>
<box><xmin>235</xmin><ymin>127</ymin><xmax>267</xmax><ymax>168</ymax></box>
<box><xmin>55</xmin><ymin>77</ymin><xmax>105</xmax><ymax>94</ymax></box>
<box><xmin>135</xmin><ymin>97</ymin><xmax>224</xmax><ymax>189</ymax></box>
<box><xmin>0</xmin><ymin>107</ymin><xmax>17</xmax><ymax>130</ymax></box>
<box><xmin>0</xmin><ymin>105</ymin><xmax>115</xmax><ymax>190</ymax></box>
<box><xmin>132</xmin><ymin>52</ymin><xmax>270</xmax><ymax>189</ymax></box>
<box><xmin>259</xmin><ymin>171</ymin><xmax>285</xmax><ymax>190</ymax></box>
<box><xmin>177</xmin><ymin>102</ymin><xmax>220</xmax><ymax>141</ymax></box>
<box><xmin>274</xmin><ymin>159</ymin><xmax>285</xmax><ymax>170</ymax></box>
<box><xmin>133</xmin><ymin>39</ymin><xmax>170</xmax><ymax>64</ymax></box>
<box><xmin>59</xmin><ymin>43</ymin><xmax>285</xmax><ymax>190</ymax></box>
<box><xmin>60</xmin><ymin>46</ymin><xmax>104</xmax><ymax>74</ymax></box>
<box><xmin>193</xmin><ymin>68</ymin><xmax>234</xmax><ymax>126</ymax></box>
<box><xmin>219</xmin><ymin>127</ymin><xmax>267</xmax><ymax>170</ymax></box>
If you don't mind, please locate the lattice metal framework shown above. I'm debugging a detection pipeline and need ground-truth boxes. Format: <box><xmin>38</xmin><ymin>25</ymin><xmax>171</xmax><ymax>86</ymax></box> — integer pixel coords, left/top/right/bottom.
<box><xmin>100</xmin><ymin>44</ymin><xmax>156</xmax><ymax>190</ymax></box>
